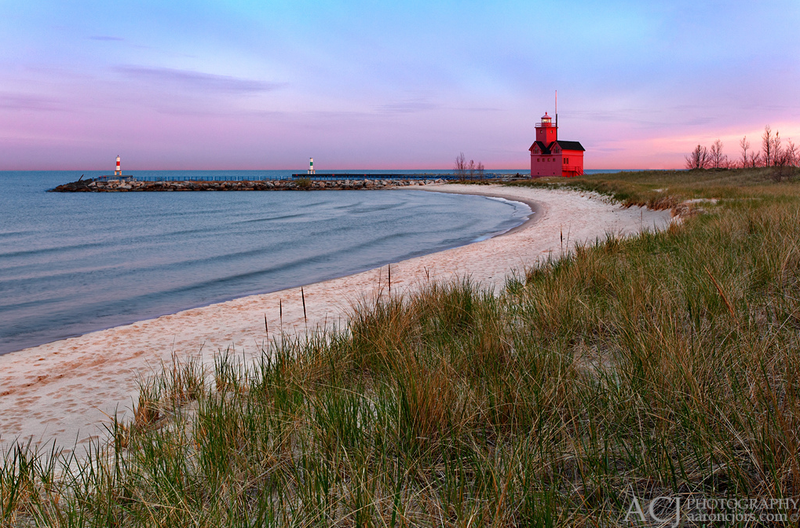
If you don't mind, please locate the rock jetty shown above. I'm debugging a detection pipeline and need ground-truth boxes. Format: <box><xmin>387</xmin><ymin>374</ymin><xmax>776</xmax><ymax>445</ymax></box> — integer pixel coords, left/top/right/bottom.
<box><xmin>50</xmin><ymin>178</ymin><xmax>446</xmax><ymax>192</ymax></box>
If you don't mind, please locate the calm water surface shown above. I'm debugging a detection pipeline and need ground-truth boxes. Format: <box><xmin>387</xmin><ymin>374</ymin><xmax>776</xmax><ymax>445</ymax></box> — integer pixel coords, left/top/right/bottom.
<box><xmin>0</xmin><ymin>171</ymin><xmax>531</xmax><ymax>355</ymax></box>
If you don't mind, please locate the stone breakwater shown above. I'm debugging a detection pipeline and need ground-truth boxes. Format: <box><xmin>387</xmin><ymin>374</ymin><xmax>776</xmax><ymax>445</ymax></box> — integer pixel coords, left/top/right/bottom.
<box><xmin>50</xmin><ymin>178</ymin><xmax>447</xmax><ymax>192</ymax></box>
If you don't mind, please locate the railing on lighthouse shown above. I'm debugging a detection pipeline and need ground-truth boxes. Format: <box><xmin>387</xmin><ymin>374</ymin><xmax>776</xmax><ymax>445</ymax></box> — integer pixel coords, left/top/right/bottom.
<box><xmin>536</xmin><ymin>113</ymin><xmax>554</xmax><ymax>128</ymax></box>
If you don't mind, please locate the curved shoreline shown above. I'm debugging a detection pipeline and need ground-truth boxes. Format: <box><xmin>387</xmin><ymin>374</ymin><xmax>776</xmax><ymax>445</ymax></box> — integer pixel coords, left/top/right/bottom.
<box><xmin>0</xmin><ymin>184</ymin><xmax>673</xmax><ymax>453</ymax></box>
<box><xmin>0</xmin><ymin>189</ymin><xmax>533</xmax><ymax>357</ymax></box>
<box><xmin>420</xmin><ymin>186</ymin><xmax>543</xmax><ymax>238</ymax></box>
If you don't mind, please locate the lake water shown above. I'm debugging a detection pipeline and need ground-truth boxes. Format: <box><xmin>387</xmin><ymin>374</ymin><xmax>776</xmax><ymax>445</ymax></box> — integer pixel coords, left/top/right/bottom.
<box><xmin>0</xmin><ymin>170</ymin><xmax>532</xmax><ymax>355</ymax></box>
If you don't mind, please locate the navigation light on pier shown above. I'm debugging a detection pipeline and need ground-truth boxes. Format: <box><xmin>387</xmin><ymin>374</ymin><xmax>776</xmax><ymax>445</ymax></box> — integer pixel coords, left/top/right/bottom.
<box><xmin>308</xmin><ymin>157</ymin><xmax>315</xmax><ymax>175</ymax></box>
<box><xmin>114</xmin><ymin>155</ymin><xmax>121</xmax><ymax>176</ymax></box>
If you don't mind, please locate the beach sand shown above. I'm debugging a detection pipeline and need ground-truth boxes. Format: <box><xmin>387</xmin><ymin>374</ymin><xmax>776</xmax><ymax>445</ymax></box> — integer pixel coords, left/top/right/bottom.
<box><xmin>0</xmin><ymin>185</ymin><xmax>673</xmax><ymax>454</ymax></box>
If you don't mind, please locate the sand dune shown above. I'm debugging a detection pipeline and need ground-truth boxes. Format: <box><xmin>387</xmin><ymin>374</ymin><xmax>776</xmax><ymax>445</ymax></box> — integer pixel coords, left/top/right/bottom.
<box><xmin>0</xmin><ymin>185</ymin><xmax>673</xmax><ymax>454</ymax></box>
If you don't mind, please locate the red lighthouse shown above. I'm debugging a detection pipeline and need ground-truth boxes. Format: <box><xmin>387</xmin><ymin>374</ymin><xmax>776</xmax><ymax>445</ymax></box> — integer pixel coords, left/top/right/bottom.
<box><xmin>529</xmin><ymin>112</ymin><xmax>585</xmax><ymax>177</ymax></box>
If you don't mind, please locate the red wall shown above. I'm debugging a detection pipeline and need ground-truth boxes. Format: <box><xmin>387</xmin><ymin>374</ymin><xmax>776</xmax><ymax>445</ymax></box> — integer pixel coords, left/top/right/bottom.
<box><xmin>530</xmin><ymin>153</ymin><xmax>561</xmax><ymax>177</ymax></box>
<box><xmin>560</xmin><ymin>149</ymin><xmax>584</xmax><ymax>177</ymax></box>
<box><xmin>530</xmin><ymin>150</ymin><xmax>584</xmax><ymax>177</ymax></box>
<box><xmin>536</xmin><ymin>126</ymin><xmax>557</xmax><ymax>145</ymax></box>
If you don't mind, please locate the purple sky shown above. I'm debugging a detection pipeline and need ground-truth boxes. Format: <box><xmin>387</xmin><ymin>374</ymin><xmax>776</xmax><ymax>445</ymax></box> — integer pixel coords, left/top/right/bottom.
<box><xmin>1</xmin><ymin>0</ymin><xmax>798</xmax><ymax>170</ymax></box>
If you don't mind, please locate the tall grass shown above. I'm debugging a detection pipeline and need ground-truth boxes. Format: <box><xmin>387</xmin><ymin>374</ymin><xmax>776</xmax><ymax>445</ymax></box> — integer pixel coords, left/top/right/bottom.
<box><xmin>514</xmin><ymin>166</ymin><xmax>800</xmax><ymax>208</ymax></box>
<box><xmin>3</xmin><ymin>169</ymin><xmax>800</xmax><ymax>525</ymax></box>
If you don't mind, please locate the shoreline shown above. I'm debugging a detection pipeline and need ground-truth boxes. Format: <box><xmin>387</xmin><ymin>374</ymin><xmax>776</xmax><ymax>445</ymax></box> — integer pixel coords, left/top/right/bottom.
<box><xmin>0</xmin><ymin>184</ymin><xmax>673</xmax><ymax>454</ymax></box>
<box><xmin>421</xmin><ymin>185</ymin><xmax>543</xmax><ymax>237</ymax></box>
<box><xmin>0</xmin><ymin>187</ymin><xmax>534</xmax><ymax>357</ymax></box>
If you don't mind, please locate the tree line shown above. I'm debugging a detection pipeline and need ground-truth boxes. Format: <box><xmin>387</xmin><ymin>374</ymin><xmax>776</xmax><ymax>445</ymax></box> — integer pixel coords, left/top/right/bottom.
<box><xmin>686</xmin><ymin>125</ymin><xmax>798</xmax><ymax>171</ymax></box>
<box><xmin>454</xmin><ymin>152</ymin><xmax>486</xmax><ymax>179</ymax></box>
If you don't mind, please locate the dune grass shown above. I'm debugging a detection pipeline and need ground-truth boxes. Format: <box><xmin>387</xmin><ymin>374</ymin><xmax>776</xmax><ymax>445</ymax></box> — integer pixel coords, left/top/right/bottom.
<box><xmin>513</xmin><ymin>166</ymin><xmax>800</xmax><ymax>210</ymax></box>
<box><xmin>3</xmin><ymin>168</ymin><xmax>800</xmax><ymax>526</ymax></box>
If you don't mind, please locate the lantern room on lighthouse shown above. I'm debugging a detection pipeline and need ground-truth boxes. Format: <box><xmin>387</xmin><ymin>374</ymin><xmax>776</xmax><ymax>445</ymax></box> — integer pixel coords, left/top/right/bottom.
<box><xmin>529</xmin><ymin>112</ymin><xmax>585</xmax><ymax>177</ymax></box>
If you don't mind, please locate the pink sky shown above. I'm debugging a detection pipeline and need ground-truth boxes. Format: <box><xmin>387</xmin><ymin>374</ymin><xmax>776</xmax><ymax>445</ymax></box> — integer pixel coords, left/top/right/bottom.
<box><xmin>1</xmin><ymin>1</ymin><xmax>798</xmax><ymax>171</ymax></box>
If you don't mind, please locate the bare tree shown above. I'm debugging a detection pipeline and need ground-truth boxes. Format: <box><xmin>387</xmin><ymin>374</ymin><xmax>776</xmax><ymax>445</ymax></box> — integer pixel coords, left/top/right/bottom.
<box><xmin>773</xmin><ymin>136</ymin><xmax>798</xmax><ymax>167</ymax></box>
<box><xmin>762</xmin><ymin>125</ymin><xmax>774</xmax><ymax>167</ymax></box>
<box><xmin>709</xmin><ymin>139</ymin><xmax>727</xmax><ymax>169</ymax></box>
<box><xmin>784</xmin><ymin>140</ymin><xmax>798</xmax><ymax>167</ymax></box>
<box><xmin>468</xmin><ymin>160</ymin><xmax>476</xmax><ymax>179</ymax></box>
<box><xmin>477</xmin><ymin>162</ymin><xmax>485</xmax><ymax>180</ymax></box>
<box><xmin>685</xmin><ymin>144</ymin><xmax>710</xmax><ymax>170</ymax></box>
<box><xmin>739</xmin><ymin>136</ymin><xmax>750</xmax><ymax>169</ymax></box>
<box><xmin>454</xmin><ymin>152</ymin><xmax>467</xmax><ymax>179</ymax></box>
<box><xmin>771</xmin><ymin>135</ymin><xmax>795</xmax><ymax>181</ymax></box>
<box><xmin>771</xmin><ymin>131</ymin><xmax>783</xmax><ymax>167</ymax></box>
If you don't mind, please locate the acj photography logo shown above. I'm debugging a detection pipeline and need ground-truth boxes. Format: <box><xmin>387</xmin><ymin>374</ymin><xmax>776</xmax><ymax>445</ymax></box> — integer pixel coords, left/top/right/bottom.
<box><xmin>624</xmin><ymin>495</ymin><xmax>799</xmax><ymax>526</ymax></box>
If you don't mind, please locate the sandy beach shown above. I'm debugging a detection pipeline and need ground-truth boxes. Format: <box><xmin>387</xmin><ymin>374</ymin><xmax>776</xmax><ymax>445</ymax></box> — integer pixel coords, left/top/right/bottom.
<box><xmin>0</xmin><ymin>184</ymin><xmax>673</xmax><ymax>454</ymax></box>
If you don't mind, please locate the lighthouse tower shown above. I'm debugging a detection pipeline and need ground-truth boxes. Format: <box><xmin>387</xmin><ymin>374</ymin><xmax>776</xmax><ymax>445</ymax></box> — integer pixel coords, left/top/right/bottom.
<box><xmin>114</xmin><ymin>155</ymin><xmax>121</xmax><ymax>176</ymax></box>
<box><xmin>308</xmin><ymin>157</ymin><xmax>315</xmax><ymax>175</ymax></box>
<box><xmin>529</xmin><ymin>111</ymin><xmax>585</xmax><ymax>177</ymax></box>
<box><xmin>535</xmin><ymin>113</ymin><xmax>558</xmax><ymax>145</ymax></box>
